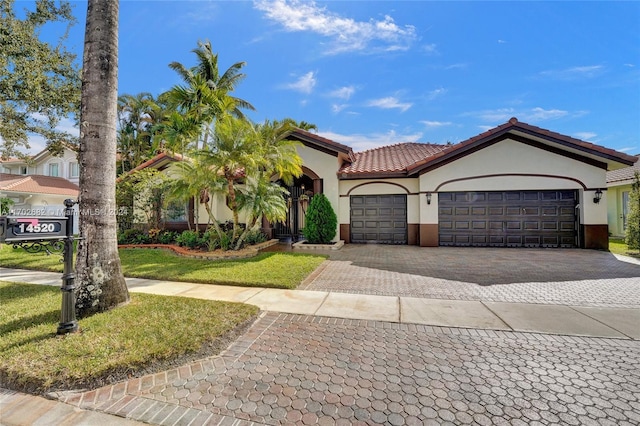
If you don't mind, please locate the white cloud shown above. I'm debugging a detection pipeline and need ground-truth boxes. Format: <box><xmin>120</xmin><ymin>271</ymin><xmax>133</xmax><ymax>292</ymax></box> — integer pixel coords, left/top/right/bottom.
<box><xmin>618</xmin><ymin>146</ymin><xmax>638</xmax><ymax>153</ymax></box>
<box><xmin>421</xmin><ymin>120</ymin><xmax>452</xmax><ymax>128</ymax></box>
<box><xmin>329</xmin><ymin>85</ymin><xmax>355</xmax><ymax>100</ymax></box>
<box><xmin>539</xmin><ymin>65</ymin><xmax>605</xmax><ymax>80</ymax></box>
<box><xmin>254</xmin><ymin>0</ymin><xmax>417</xmax><ymax>54</ymax></box>
<box><xmin>284</xmin><ymin>71</ymin><xmax>317</xmax><ymax>94</ymax></box>
<box><xmin>427</xmin><ymin>87</ymin><xmax>447</xmax><ymax>101</ymax></box>
<box><xmin>422</xmin><ymin>43</ymin><xmax>438</xmax><ymax>55</ymax></box>
<box><xmin>331</xmin><ymin>104</ymin><xmax>348</xmax><ymax>113</ymax></box>
<box><xmin>498</xmin><ymin>39</ymin><xmax>507</xmax><ymax>44</ymax></box>
<box><xmin>573</xmin><ymin>132</ymin><xmax>597</xmax><ymax>142</ymax></box>
<box><xmin>444</xmin><ymin>63</ymin><xmax>468</xmax><ymax>70</ymax></box>
<box><xmin>469</xmin><ymin>107</ymin><xmax>569</xmax><ymax>123</ymax></box>
<box><xmin>366</xmin><ymin>96</ymin><xmax>412</xmax><ymax>112</ymax></box>
<box><xmin>319</xmin><ymin>129</ymin><xmax>423</xmax><ymax>152</ymax></box>
<box><xmin>525</xmin><ymin>107</ymin><xmax>568</xmax><ymax>121</ymax></box>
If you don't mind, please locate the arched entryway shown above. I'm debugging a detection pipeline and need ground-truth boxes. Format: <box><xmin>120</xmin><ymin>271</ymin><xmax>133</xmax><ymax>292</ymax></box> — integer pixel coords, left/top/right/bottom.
<box><xmin>272</xmin><ymin>167</ymin><xmax>323</xmax><ymax>242</ymax></box>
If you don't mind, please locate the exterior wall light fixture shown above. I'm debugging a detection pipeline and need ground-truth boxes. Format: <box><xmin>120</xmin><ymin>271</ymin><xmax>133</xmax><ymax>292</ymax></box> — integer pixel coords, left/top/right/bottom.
<box><xmin>593</xmin><ymin>188</ymin><xmax>603</xmax><ymax>204</ymax></box>
<box><xmin>426</xmin><ymin>192</ymin><xmax>432</xmax><ymax>205</ymax></box>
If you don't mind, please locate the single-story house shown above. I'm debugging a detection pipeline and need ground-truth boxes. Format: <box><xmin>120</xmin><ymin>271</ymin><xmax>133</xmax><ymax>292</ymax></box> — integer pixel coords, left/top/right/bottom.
<box><xmin>132</xmin><ymin>118</ymin><xmax>637</xmax><ymax>250</ymax></box>
<box><xmin>606</xmin><ymin>158</ymin><xmax>639</xmax><ymax>237</ymax></box>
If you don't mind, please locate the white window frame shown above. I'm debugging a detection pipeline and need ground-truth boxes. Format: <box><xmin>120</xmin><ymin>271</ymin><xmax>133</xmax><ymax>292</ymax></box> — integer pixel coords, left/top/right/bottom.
<box><xmin>69</xmin><ymin>162</ymin><xmax>79</xmax><ymax>178</ymax></box>
<box><xmin>48</xmin><ymin>163</ymin><xmax>60</xmax><ymax>177</ymax></box>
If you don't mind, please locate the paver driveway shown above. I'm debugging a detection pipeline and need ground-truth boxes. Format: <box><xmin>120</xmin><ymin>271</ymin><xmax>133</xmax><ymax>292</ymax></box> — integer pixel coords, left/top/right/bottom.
<box><xmin>59</xmin><ymin>313</ymin><xmax>640</xmax><ymax>425</ymax></box>
<box><xmin>301</xmin><ymin>246</ymin><xmax>640</xmax><ymax>308</ymax></box>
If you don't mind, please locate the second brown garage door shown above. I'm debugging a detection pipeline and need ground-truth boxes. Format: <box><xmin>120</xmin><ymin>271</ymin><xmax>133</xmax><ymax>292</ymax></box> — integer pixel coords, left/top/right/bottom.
<box><xmin>439</xmin><ymin>190</ymin><xmax>577</xmax><ymax>248</ymax></box>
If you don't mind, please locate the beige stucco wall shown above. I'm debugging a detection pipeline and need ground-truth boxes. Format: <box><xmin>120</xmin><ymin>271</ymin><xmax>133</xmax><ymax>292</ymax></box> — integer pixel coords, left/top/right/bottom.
<box><xmin>338</xmin><ymin>179</ymin><xmax>421</xmax><ymax>224</ymax></box>
<box><xmin>297</xmin><ymin>145</ymin><xmax>342</xmax><ymax>241</ymax></box>
<box><xmin>607</xmin><ymin>183</ymin><xmax>631</xmax><ymax>237</ymax></box>
<box><xmin>419</xmin><ymin>138</ymin><xmax>608</xmax><ymax>226</ymax></box>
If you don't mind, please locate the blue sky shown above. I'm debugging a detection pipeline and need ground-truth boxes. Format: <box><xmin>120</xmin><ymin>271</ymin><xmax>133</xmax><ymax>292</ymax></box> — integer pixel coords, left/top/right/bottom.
<box><xmin>30</xmin><ymin>0</ymin><xmax>640</xmax><ymax>154</ymax></box>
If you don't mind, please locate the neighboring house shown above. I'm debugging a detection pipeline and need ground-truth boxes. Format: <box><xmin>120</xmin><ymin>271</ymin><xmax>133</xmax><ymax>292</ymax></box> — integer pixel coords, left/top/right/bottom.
<box><xmin>0</xmin><ymin>145</ymin><xmax>80</xmax><ymax>185</ymax></box>
<box><xmin>1</xmin><ymin>145</ymin><xmax>80</xmax><ymax>232</ymax></box>
<box><xmin>133</xmin><ymin>118</ymin><xmax>637</xmax><ymax>250</ymax></box>
<box><xmin>606</xmin><ymin>158</ymin><xmax>639</xmax><ymax>237</ymax></box>
<box><xmin>0</xmin><ymin>173</ymin><xmax>80</xmax><ymax>233</ymax></box>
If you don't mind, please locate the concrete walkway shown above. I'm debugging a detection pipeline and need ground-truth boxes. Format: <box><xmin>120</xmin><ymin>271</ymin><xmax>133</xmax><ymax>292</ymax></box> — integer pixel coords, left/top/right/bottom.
<box><xmin>2</xmin><ymin>267</ymin><xmax>639</xmax><ymax>340</ymax></box>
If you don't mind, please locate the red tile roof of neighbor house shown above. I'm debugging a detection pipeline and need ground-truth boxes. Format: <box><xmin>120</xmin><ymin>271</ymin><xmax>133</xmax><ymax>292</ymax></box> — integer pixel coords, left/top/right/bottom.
<box><xmin>0</xmin><ymin>173</ymin><xmax>79</xmax><ymax>196</ymax></box>
<box><xmin>607</xmin><ymin>158</ymin><xmax>640</xmax><ymax>184</ymax></box>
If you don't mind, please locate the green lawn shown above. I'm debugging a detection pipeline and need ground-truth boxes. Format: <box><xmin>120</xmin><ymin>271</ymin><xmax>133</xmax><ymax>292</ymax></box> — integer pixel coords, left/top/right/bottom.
<box><xmin>0</xmin><ymin>245</ymin><xmax>326</xmax><ymax>289</ymax></box>
<box><xmin>0</xmin><ymin>281</ymin><xmax>259</xmax><ymax>393</ymax></box>
<box><xmin>609</xmin><ymin>237</ymin><xmax>640</xmax><ymax>258</ymax></box>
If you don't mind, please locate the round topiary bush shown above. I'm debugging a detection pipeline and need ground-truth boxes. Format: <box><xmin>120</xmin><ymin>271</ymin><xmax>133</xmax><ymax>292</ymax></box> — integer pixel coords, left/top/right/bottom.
<box><xmin>303</xmin><ymin>194</ymin><xmax>337</xmax><ymax>244</ymax></box>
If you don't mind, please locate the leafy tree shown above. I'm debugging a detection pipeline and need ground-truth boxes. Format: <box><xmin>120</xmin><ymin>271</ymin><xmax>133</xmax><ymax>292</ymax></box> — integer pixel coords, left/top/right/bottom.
<box><xmin>0</xmin><ymin>196</ymin><xmax>14</xmax><ymax>214</ymax></box>
<box><xmin>75</xmin><ymin>0</ymin><xmax>129</xmax><ymax>317</ymax></box>
<box><xmin>116</xmin><ymin>168</ymin><xmax>171</xmax><ymax>232</ymax></box>
<box><xmin>0</xmin><ymin>0</ymin><xmax>81</xmax><ymax>159</ymax></box>
<box><xmin>304</xmin><ymin>194</ymin><xmax>337</xmax><ymax>244</ymax></box>
<box><xmin>626</xmin><ymin>171</ymin><xmax>640</xmax><ymax>251</ymax></box>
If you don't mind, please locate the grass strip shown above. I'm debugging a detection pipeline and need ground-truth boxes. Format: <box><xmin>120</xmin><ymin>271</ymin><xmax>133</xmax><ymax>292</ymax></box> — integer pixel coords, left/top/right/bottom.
<box><xmin>0</xmin><ymin>245</ymin><xmax>326</xmax><ymax>289</ymax></box>
<box><xmin>0</xmin><ymin>281</ymin><xmax>259</xmax><ymax>393</ymax></box>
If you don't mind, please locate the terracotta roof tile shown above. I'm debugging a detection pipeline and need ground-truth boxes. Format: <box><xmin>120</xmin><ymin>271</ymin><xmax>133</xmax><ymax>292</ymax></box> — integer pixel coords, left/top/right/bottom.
<box><xmin>607</xmin><ymin>158</ymin><xmax>640</xmax><ymax>184</ymax></box>
<box><xmin>339</xmin><ymin>143</ymin><xmax>447</xmax><ymax>176</ymax></box>
<box><xmin>0</xmin><ymin>173</ymin><xmax>79</xmax><ymax>196</ymax></box>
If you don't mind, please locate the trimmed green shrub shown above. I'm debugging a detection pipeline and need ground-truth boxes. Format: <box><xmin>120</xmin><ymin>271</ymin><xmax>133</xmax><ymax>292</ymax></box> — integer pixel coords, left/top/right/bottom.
<box><xmin>176</xmin><ymin>230</ymin><xmax>200</xmax><ymax>249</ymax></box>
<box><xmin>244</xmin><ymin>229</ymin><xmax>268</xmax><ymax>246</ymax></box>
<box><xmin>118</xmin><ymin>228</ymin><xmax>150</xmax><ymax>245</ymax></box>
<box><xmin>303</xmin><ymin>194</ymin><xmax>337</xmax><ymax>244</ymax></box>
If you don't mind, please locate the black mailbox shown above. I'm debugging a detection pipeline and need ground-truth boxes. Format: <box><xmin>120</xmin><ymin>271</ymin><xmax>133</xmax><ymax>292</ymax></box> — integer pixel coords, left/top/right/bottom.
<box><xmin>1</xmin><ymin>216</ymin><xmax>68</xmax><ymax>243</ymax></box>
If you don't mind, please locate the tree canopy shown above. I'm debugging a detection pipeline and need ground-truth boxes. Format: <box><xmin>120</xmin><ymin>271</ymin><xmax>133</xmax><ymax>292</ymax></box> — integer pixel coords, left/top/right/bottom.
<box><xmin>0</xmin><ymin>0</ymin><xmax>81</xmax><ymax>159</ymax></box>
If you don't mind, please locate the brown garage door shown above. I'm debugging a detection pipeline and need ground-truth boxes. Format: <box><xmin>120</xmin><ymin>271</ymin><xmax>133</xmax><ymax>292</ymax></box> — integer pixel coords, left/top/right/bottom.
<box><xmin>439</xmin><ymin>190</ymin><xmax>577</xmax><ymax>248</ymax></box>
<box><xmin>350</xmin><ymin>194</ymin><xmax>407</xmax><ymax>244</ymax></box>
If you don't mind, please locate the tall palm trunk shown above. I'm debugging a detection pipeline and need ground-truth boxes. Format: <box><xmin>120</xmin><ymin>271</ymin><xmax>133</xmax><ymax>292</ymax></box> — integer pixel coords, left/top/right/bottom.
<box><xmin>75</xmin><ymin>0</ymin><xmax>129</xmax><ymax>317</ymax></box>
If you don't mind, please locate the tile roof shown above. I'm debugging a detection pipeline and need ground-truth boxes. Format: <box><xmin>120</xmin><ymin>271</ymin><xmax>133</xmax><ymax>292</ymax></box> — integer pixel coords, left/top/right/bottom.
<box><xmin>406</xmin><ymin>117</ymin><xmax>637</xmax><ymax>175</ymax></box>
<box><xmin>0</xmin><ymin>173</ymin><xmax>79</xmax><ymax>196</ymax></box>
<box><xmin>127</xmin><ymin>152</ymin><xmax>184</xmax><ymax>175</ymax></box>
<box><xmin>339</xmin><ymin>143</ymin><xmax>448</xmax><ymax>176</ymax></box>
<box><xmin>607</xmin><ymin>158</ymin><xmax>640</xmax><ymax>184</ymax></box>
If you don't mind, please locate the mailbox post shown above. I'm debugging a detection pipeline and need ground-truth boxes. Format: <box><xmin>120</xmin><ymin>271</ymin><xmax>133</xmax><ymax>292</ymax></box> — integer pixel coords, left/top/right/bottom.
<box><xmin>58</xmin><ymin>199</ymin><xmax>78</xmax><ymax>334</ymax></box>
<box><xmin>1</xmin><ymin>199</ymin><xmax>79</xmax><ymax>334</ymax></box>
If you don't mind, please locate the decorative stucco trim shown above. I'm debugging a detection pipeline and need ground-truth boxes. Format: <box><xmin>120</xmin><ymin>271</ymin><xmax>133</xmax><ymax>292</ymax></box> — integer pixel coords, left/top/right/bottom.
<box><xmin>341</xmin><ymin>181</ymin><xmax>416</xmax><ymax>197</ymax></box>
<box><xmin>432</xmin><ymin>173</ymin><xmax>588</xmax><ymax>192</ymax></box>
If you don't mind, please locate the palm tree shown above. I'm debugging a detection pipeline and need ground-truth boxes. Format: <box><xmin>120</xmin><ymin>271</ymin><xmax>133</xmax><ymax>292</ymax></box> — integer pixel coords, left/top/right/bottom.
<box><xmin>117</xmin><ymin>92</ymin><xmax>156</xmax><ymax>173</ymax></box>
<box><xmin>165</xmin><ymin>156</ymin><xmax>226</xmax><ymax>235</ymax></box>
<box><xmin>75</xmin><ymin>0</ymin><xmax>129</xmax><ymax>317</ymax></box>
<box><xmin>235</xmin><ymin>173</ymin><xmax>289</xmax><ymax>249</ymax></box>
<box><xmin>198</xmin><ymin>117</ymin><xmax>303</xmax><ymax>247</ymax></box>
<box><xmin>166</xmin><ymin>40</ymin><xmax>255</xmax><ymax>150</ymax></box>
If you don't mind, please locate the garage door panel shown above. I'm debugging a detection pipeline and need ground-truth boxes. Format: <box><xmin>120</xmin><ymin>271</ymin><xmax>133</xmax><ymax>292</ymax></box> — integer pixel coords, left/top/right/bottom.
<box><xmin>350</xmin><ymin>194</ymin><xmax>407</xmax><ymax>244</ymax></box>
<box><xmin>439</xmin><ymin>190</ymin><xmax>577</xmax><ymax>248</ymax></box>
